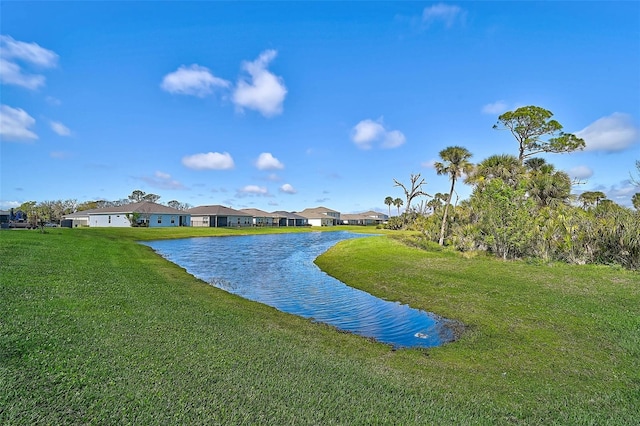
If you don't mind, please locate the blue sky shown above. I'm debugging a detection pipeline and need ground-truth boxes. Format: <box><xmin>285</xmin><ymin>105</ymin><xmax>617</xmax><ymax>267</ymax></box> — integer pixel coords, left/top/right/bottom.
<box><xmin>1</xmin><ymin>1</ymin><xmax>639</xmax><ymax>213</ymax></box>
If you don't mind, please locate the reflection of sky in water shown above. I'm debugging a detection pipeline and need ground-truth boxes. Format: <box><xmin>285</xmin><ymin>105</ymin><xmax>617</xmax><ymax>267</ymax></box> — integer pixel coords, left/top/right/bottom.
<box><xmin>143</xmin><ymin>232</ymin><xmax>454</xmax><ymax>348</ymax></box>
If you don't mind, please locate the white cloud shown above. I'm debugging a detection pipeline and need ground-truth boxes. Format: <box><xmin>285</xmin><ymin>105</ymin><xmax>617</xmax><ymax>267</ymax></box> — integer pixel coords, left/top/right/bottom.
<box><xmin>481</xmin><ymin>100</ymin><xmax>508</xmax><ymax>115</ymax></box>
<box><xmin>568</xmin><ymin>165</ymin><xmax>593</xmax><ymax>180</ymax></box>
<box><xmin>50</xmin><ymin>121</ymin><xmax>71</xmax><ymax>136</ymax></box>
<box><xmin>0</xmin><ymin>58</ymin><xmax>46</xmax><ymax>90</ymax></box>
<box><xmin>161</xmin><ymin>64</ymin><xmax>230</xmax><ymax>97</ymax></box>
<box><xmin>0</xmin><ymin>35</ymin><xmax>58</xmax><ymax>90</ymax></box>
<box><xmin>382</xmin><ymin>130</ymin><xmax>406</xmax><ymax>148</ymax></box>
<box><xmin>280</xmin><ymin>183</ymin><xmax>297</xmax><ymax>194</ymax></box>
<box><xmin>577</xmin><ymin>113</ymin><xmax>639</xmax><ymax>152</ymax></box>
<box><xmin>255</xmin><ymin>152</ymin><xmax>284</xmax><ymax>170</ymax></box>
<box><xmin>422</xmin><ymin>3</ymin><xmax>466</xmax><ymax>28</ymax></box>
<box><xmin>182</xmin><ymin>152</ymin><xmax>235</xmax><ymax>170</ymax></box>
<box><xmin>0</xmin><ymin>105</ymin><xmax>38</xmax><ymax>141</ymax></box>
<box><xmin>0</xmin><ymin>35</ymin><xmax>59</xmax><ymax>67</ymax></box>
<box><xmin>238</xmin><ymin>185</ymin><xmax>269</xmax><ymax>196</ymax></box>
<box><xmin>140</xmin><ymin>171</ymin><xmax>186</xmax><ymax>190</ymax></box>
<box><xmin>232</xmin><ymin>50</ymin><xmax>287</xmax><ymax>117</ymax></box>
<box><xmin>0</xmin><ymin>200</ymin><xmax>21</xmax><ymax>209</ymax></box>
<box><xmin>351</xmin><ymin>118</ymin><xmax>406</xmax><ymax>150</ymax></box>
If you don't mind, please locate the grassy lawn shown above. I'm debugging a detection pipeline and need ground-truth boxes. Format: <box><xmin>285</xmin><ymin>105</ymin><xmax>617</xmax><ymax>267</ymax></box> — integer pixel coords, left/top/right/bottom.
<box><xmin>1</xmin><ymin>227</ymin><xmax>638</xmax><ymax>424</ymax></box>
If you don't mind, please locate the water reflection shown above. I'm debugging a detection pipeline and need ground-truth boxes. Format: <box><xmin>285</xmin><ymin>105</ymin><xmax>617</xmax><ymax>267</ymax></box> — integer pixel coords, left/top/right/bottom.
<box><xmin>143</xmin><ymin>231</ymin><xmax>456</xmax><ymax>348</ymax></box>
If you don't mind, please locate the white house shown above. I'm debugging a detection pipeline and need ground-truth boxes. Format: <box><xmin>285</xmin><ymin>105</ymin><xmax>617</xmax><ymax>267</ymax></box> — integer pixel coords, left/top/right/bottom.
<box><xmin>296</xmin><ymin>206</ymin><xmax>340</xmax><ymax>226</ymax></box>
<box><xmin>73</xmin><ymin>202</ymin><xmax>191</xmax><ymax>227</ymax></box>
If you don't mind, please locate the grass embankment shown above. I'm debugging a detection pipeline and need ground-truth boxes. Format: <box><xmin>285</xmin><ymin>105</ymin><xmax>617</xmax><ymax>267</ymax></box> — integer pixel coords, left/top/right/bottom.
<box><xmin>1</xmin><ymin>228</ymin><xmax>638</xmax><ymax>424</ymax></box>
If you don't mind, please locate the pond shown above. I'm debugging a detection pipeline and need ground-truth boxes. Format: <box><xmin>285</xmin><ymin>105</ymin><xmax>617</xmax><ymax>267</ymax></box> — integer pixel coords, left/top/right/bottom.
<box><xmin>142</xmin><ymin>231</ymin><xmax>458</xmax><ymax>349</ymax></box>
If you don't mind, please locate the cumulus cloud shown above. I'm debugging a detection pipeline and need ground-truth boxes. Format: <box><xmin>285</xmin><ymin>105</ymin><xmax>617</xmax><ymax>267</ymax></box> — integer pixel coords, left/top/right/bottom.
<box><xmin>577</xmin><ymin>113</ymin><xmax>639</xmax><ymax>152</ymax></box>
<box><xmin>0</xmin><ymin>104</ymin><xmax>37</xmax><ymax>141</ymax></box>
<box><xmin>232</xmin><ymin>50</ymin><xmax>287</xmax><ymax>117</ymax></box>
<box><xmin>255</xmin><ymin>152</ymin><xmax>284</xmax><ymax>170</ymax></box>
<box><xmin>140</xmin><ymin>171</ymin><xmax>186</xmax><ymax>190</ymax></box>
<box><xmin>0</xmin><ymin>35</ymin><xmax>58</xmax><ymax>90</ymax></box>
<box><xmin>182</xmin><ymin>152</ymin><xmax>235</xmax><ymax>170</ymax></box>
<box><xmin>481</xmin><ymin>100</ymin><xmax>508</xmax><ymax>115</ymax></box>
<box><xmin>161</xmin><ymin>64</ymin><xmax>230</xmax><ymax>97</ymax></box>
<box><xmin>0</xmin><ymin>200</ymin><xmax>21</xmax><ymax>209</ymax></box>
<box><xmin>568</xmin><ymin>165</ymin><xmax>593</xmax><ymax>180</ymax></box>
<box><xmin>422</xmin><ymin>3</ymin><xmax>466</xmax><ymax>28</ymax></box>
<box><xmin>280</xmin><ymin>183</ymin><xmax>297</xmax><ymax>194</ymax></box>
<box><xmin>50</xmin><ymin>121</ymin><xmax>71</xmax><ymax>136</ymax></box>
<box><xmin>238</xmin><ymin>185</ymin><xmax>269</xmax><ymax>196</ymax></box>
<box><xmin>351</xmin><ymin>118</ymin><xmax>406</xmax><ymax>150</ymax></box>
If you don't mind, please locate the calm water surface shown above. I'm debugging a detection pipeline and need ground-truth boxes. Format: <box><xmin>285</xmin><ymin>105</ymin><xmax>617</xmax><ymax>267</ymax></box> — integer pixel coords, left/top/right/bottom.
<box><xmin>143</xmin><ymin>231</ymin><xmax>456</xmax><ymax>348</ymax></box>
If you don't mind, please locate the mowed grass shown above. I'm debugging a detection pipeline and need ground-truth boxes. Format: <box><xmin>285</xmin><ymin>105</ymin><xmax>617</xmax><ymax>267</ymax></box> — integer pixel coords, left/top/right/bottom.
<box><xmin>1</xmin><ymin>228</ymin><xmax>638</xmax><ymax>424</ymax></box>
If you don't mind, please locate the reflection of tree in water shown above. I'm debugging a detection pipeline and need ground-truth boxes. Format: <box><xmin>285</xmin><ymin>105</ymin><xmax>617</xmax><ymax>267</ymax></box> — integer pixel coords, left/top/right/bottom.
<box><xmin>209</xmin><ymin>277</ymin><xmax>236</xmax><ymax>292</ymax></box>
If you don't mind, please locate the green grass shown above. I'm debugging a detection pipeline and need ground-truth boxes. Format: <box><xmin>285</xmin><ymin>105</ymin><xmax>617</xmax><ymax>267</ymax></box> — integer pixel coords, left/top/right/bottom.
<box><xmin>1</xmin><ymin>228</ymin><xmax>638</xmax><ymax>424</ymax></box>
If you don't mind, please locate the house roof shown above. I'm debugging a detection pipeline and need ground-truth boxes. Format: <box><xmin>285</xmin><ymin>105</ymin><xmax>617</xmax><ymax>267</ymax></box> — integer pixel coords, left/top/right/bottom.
<box><xmin>298</xmin><ymin>206</ymin><xmax>339</xmax><ymax>214</ymax></box>
<box><xmin>359</xmin><ymin>210</ymin><xmax>388</xmax><ymax>218</ymax></box>
<box><xmin>271</xmin><ymin>211</ymin><xmax>308</xmax><ymax>220</ymax></box>
<box><xmin>340</xmin><ymin>213</ymin><xmax>371</xmax><ymax>220</ymax></box>
<box><xmin>62</xmin><ymin>208</ymin><xmax>100</xmax><ymax>218</ymax></box>
<box><xmin>85</xmin><ymin>201</ymin><xmax>186</xmax><ymax>215</ymax></box>
<box><xmin>240</xmin><ymin>208</ymin><xmax>278</xmax><ymax>218</ymax></box>
<box><xmin>296</xmin><ymin>206</ymin><xmax>340</xmax><ymax>219</ymax></box>
<box><xmin>187</xmin><ymin>205</ymin><xmax>250</xmax><ymax>216</ymax></box>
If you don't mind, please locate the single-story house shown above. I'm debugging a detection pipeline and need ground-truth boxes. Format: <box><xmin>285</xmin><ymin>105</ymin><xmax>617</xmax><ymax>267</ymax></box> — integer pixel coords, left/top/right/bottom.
<box><xmin>66</xmin><ymin>202</ymin><xmax>190</xmax><ymax>227</ymax></box>
<box><xmin>341</xmin><ymin>210</ymin><xmax>388</xmax><ymax>225</ymax></box>
<box><xmin>296</xmin><ymin>206</ymin><xmax>340</xmax><ymax>226</ymax></box>
<box><xmin>239</xmin><ymin>208</ymin><xmax>279</xmax><ymax>227</ymax></box>
<box><xmin>271</xmin><ymin>211</ymin><xmax>309</xmax><ymax>227</ymax></box>
<box><xmin>61</xmin><ymin>209</ymin><xmax>97</xmax><ymax>227</ymax></box>
<box><xmin>187</xmin><ymin>205</ymin><xmax>252</xmax><ymax>227</ymax></box>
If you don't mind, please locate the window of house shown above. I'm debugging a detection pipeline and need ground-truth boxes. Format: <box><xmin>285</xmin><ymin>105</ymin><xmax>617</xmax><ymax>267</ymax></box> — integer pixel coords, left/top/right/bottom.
<box><xmin>108</xmin><ymin>215</ymin><xmax>111</xmax><ymax>223</ymax></box>
<box><xmin>171</xmin><ymin>216</ymin><xmax>175</xmax><ymax>224</ymax></box>
<box><xmin>157</xmin><ymin>216</ymin><xmax>162</xmax><ymax>224</ymax></box>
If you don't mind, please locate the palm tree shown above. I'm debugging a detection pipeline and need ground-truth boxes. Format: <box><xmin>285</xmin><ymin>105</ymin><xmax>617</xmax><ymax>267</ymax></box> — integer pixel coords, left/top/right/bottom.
<box><xmin>434</xmin><ymin>146</ymin><xmax>473</xmax><ymax>246</ymax></box>
<box><xmin>393</xmin><ymin>198</ymin><xmax>403</xmax><ymax>216</ymax></box>
<box><xmin>467</xmin><ymin>154</ymin><xmax>524</xmax><ymax>189</ymax></box>
<box><xmin>384</xmin><ymin>196</ymin><xmax>393</xmax><ymax>217</ymax></box>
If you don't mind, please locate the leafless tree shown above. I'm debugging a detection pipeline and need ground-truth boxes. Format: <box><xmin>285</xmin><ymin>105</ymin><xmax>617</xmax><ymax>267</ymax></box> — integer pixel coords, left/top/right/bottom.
<box><xmin>393</xmin><ymin>173</ymin><xmax>431</xmax><ymax>213</ymax></box>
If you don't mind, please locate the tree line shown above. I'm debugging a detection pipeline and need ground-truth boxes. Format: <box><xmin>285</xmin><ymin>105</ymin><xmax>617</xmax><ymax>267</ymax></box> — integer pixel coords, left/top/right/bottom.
<box><xmin>385</xmin><ymin>106</ymin><xmax>640</xmax><ymax>270</ymax></box>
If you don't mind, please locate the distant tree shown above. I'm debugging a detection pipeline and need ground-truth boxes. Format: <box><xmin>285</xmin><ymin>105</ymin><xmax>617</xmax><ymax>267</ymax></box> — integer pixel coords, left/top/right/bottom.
<box><xmin>142</xmin><ymin>193</ymin><xmax>161</xmax><ymax>203</ymax></box>
<box><xmin>77</xmin><ymin>201</ymin><xmax>100</xmax><ymax>211</ymax></box>
<box><xmin>632</xmin><ymin>193</ymin><xmax>640</xmax><ymax>211</ymax></box>
<box><xmin>128</xmin><ymin>190</ymin><xmax>146</xmax><ymax>202</ymax></box>
<box><xmin>493</xmin><ymin>105</ymin><xmax>585</xmax><ymax>163</ymax></box>
<box><xmin>393</xmin><ymin>198</ymin><xmax>403</xmax><ymax>215</ymax></box>
<box><xmin>393</xmin><ymin>173</ymin><xmax>431</xmax><ymax>213</ymax></box>
<box><xmin>526</xmin><ymin>163</ymin><xmax>572</xmax><ymax>208</ymax></box>
<box><xmin>167</xmin><ymin>200</ymin><xmax>191</xmax><ymax>210</ymax></box>
<box><xmin>434</xmin><ymin>146</ymin><xmax>473</xmax><ymax>245</ymax></box>
<box><xmin>578</xmin><ymin>191</ymin><xmax>607</xmax><ymax>209</ymax></box>
<box><xmin>384</xmin><ymin>196</ymin><xmax>393</xmax><ymax>217</ymax></box>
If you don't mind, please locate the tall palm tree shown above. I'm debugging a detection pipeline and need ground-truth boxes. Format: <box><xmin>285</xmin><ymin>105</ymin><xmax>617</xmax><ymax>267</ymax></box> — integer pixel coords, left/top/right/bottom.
<box><xmin>393</xmin><ymin>198</ymin><xmax>403</xmax><ymax>216</ymax></box>
<box><xmin>384</xmin><ymin>196</ymin><xmax>393</xmax><ymax>217</ymax></box>
<box><xmin>434</xmin><ymin>146</ymin><xmax>473</xmax><ymax>246</ymax></box>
